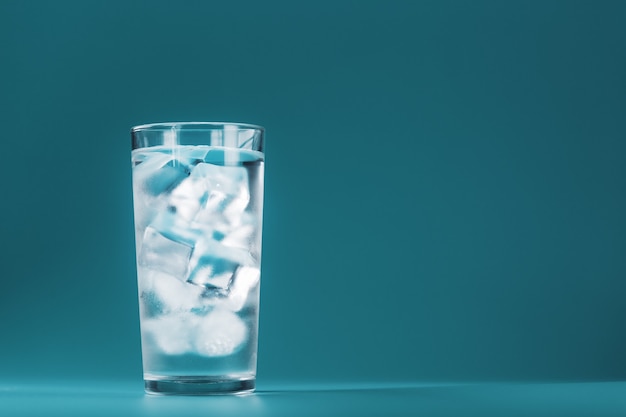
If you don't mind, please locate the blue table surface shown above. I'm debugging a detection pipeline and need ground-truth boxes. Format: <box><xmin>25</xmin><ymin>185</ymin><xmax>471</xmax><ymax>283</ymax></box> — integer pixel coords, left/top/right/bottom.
<box><xmin>1</xmin><ymin>380</ymin><xmax>625</xmax><ymax>417</ymax></box>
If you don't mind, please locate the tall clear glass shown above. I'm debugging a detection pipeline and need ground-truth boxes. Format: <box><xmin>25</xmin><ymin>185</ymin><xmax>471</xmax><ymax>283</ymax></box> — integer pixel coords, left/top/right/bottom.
<box><xmin>130</xmin><ymin>122</ymin><xmax>265</xmax><ymax>395</ymax></box>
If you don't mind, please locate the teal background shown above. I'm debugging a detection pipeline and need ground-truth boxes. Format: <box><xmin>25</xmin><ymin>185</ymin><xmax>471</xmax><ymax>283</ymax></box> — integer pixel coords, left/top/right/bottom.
<box><xmin>1</xmin><ymin>0</ymin><xmax>625</xmax><ymax>385</ymax></box>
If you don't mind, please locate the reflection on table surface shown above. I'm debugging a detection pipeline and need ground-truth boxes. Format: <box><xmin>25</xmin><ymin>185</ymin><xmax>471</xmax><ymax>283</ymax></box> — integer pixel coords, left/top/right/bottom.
<box><xmin>1</xmin><ymin>380</ymin><xmax>625</xmax><ymax>417</ymax></box>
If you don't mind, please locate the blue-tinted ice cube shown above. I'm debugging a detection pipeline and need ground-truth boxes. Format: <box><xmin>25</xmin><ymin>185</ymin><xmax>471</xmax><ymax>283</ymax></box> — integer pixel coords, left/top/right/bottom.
<box><xmin>186</xmin><ymin>252</ymin><xmax>239</xmax><ymax>292</ymax></box>
<box><xmin>133</xmin><ymin>152</ymin><xmax>193</xmax><ymax>197</ymax></box>
<box><xmin>191</xmin><ymin>162</ymin><xmax>250</xmax><ymax>226</ymax></box>
<box><xmin>144</xmin><ymin>160</ymin><xmax>191</xmax><ymax>196</ymax></box>
<box><xmin>186</xmin><ymin>238</ymin><xmax>255</xmax><ymax>291</ymax></box>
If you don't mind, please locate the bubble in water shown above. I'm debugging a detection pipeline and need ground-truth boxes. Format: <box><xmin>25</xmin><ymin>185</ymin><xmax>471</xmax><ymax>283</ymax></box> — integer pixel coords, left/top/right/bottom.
<box><xmin>194</xmin><ymin>309</ymin><xmax>247</xmax><ymax>357</ymax></box>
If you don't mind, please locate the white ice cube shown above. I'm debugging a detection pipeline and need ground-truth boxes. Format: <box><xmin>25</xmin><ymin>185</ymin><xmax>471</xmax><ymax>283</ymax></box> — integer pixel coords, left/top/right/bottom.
<box><xmin>139</xmin><ymin>269</ymin><xmax>205</xmax><ymax>314</ymax></box>
<box><xmin>221</xmin><ymin>222</ymin><xmax>255</xmax><ymax>249</ymax></box>
<box><xmin>186</xmin><ymin>238</ymin><xmax>256</xmax><ymax>290</ymax></box>
<box><xmin>142</xmin><ymin>313</ymin><xmax>199</xmax><ymax>355</ymax></box>
<box><xmin>168</xmin><ymin>175</ymin><xmax>207</xmax><ymax>222</ymax></box>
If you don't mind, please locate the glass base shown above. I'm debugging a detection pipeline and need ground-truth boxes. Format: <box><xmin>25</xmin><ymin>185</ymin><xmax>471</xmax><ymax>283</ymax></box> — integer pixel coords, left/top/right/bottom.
<box><xmin>145</xmin><ymin>376</ymin><xmax>255</xmax><ymax>395</ymax></box>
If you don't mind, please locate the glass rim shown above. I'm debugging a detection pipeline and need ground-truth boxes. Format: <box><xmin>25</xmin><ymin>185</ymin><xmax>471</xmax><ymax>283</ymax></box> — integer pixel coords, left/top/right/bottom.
<box><xmin>131</xmin><ymin>121</ymin><xmax>265</xmax><ymax>133</ymax></box>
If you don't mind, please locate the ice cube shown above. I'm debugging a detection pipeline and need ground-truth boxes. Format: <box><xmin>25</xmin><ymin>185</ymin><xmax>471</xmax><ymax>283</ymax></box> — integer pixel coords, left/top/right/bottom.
<box><xmin>132</xmin><ymin>152</ymin><xmax>194</xmax><ymax>237</ymax></box>
<box><xmin>192</xmin><ymin>162</ymin><xmax>250</xmax><ymax>227</ymax></box>
<box><xmin>191</xmin><ymin>266</ymin><xmax>260</xmax><ymax>313</ymax></box>
<box><xmin>138</xmin><ymin>227</ymin><xmax>193</xmax><ymax>281</ymax></box>
<box><xmin>151</xmin><ymin>210</ymin><xmax>203</xmax><ymax>247</ymax></box>
<box><xmin>187</xmin><ymin>258</ymin><xmax>236</xmax><ymax>291</ymax></box>
<box><xmin>222</xmin><ymin>266</ymin><xmax>260</xmax><ymax>312</ymax></box>
<box><xmin>186</xmin><ymin>238</ymin><xmax>256</xmax><ymax>290</ymax></box>
<box><xmin>133</xmin><ymin>151</ymin><xmax>171</xmax><ymax>180</ymax></box>
<box><xmin>138</xmin><ymin>269</ymin><xmax>205</xmax><ymax>314</ymax></box>
<box><xmin>133</xmin><ymin>153</ymin><xmax>192</xmax><ymax>197</ymax></box>
<box><xmin>145</xmin><ymin>160</ymin><xmax>191</xmax><ymax>196</ymax></box>
<box><xmin>221</xmin><ymin>221</ymin><xmax>255</xmax><ymax>250</ymax></box>
<box><xmin>168</xmin><ymin>174</ymin><xmax>208</xmax><ymax>222</ymax></box>
<box><xmin>194</xmin><ymin>309</ymin><xmax>247</xmax><ymax>357</ymax></box>
<box><xmin>132</xmin><ymin>152</ymin><xmax>148</xmax><ymax>167</ymax></box>
<box><xmin>142</xmin><ymin>313</ymin><xmax>199</xmax><ymax>355</ymax></box>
